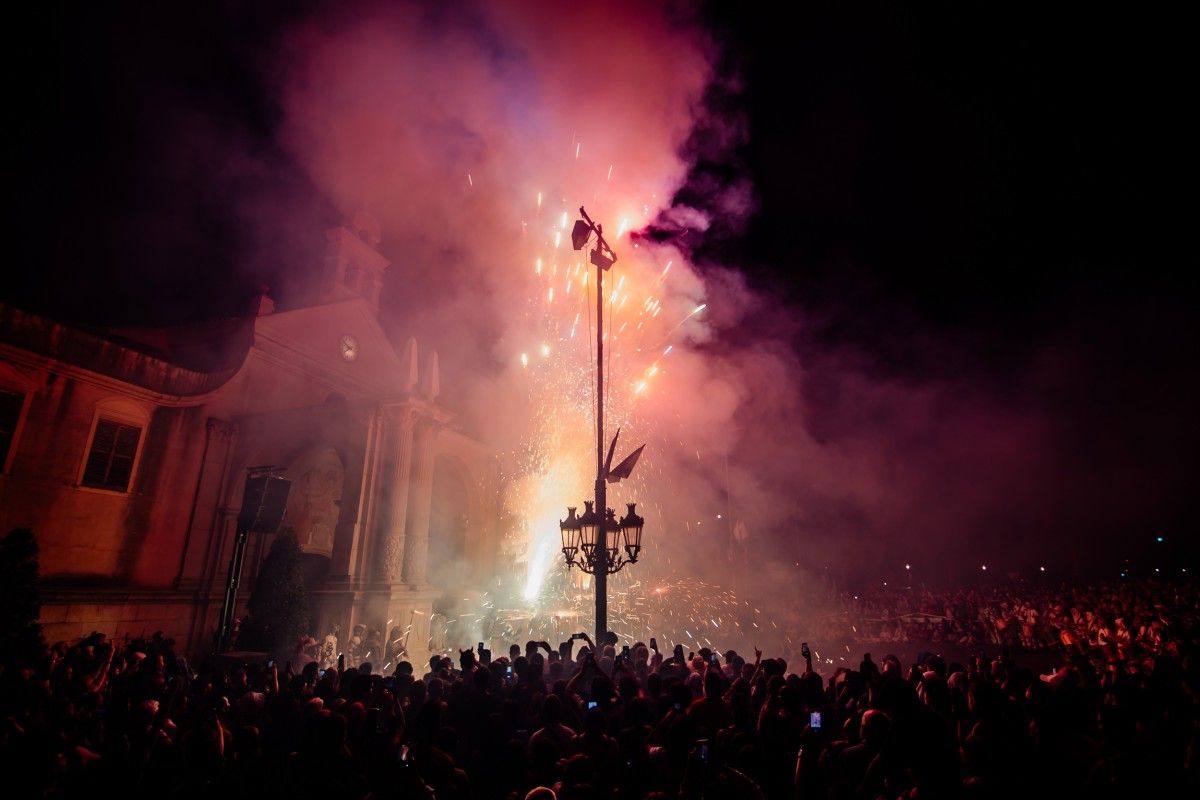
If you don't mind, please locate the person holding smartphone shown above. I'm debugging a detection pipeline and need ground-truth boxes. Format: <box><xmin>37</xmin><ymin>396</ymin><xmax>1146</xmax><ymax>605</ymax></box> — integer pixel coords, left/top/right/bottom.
<box><xmin>686</xmin><ymin>666</ymin><xmax>733</xmax><ymax>739</ymax></box>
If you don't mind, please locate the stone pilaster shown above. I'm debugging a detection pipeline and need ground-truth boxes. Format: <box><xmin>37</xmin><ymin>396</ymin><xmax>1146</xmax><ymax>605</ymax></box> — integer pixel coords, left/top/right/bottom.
<box><xmin>402</xmin><ymin>421</ymin><xmax>439</xmax><ymax>588</ymax></box>
<box><xmin>377</xmin><ymin>405</ymin><xmax>416</xmax><ymax>582</ymax></box>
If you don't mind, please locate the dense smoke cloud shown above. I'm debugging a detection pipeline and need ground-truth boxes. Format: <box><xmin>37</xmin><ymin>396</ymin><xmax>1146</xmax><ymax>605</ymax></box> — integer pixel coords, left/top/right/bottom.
<box><xmin>276</xmin><ymin>0</ymin><xmax>707</xmax><ymax>357</ymax></box>
<box><xmin>1</xmin><ymin>0</ymin><xmax>1188</xmax><ymax>658</ymax></box>
<box><xmin>248</xmin><ymin>0</ymin><xmax>1169</xmax><ymax>633</ymax></box>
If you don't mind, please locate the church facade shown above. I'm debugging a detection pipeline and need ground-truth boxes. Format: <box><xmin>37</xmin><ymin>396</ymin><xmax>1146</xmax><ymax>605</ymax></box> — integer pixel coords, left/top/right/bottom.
<box><xmin>0</xmin><ymin>216</ymin><xmax>501</xmax><ymax>662</ymax></box>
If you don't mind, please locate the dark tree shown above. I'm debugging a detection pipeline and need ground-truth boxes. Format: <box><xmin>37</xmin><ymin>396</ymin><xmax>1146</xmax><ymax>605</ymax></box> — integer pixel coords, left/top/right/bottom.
<box><xmin>0</xmin><ymin>528</ymin><xmax>44</xmax><ymax>665</ymax></box>
<box><xmin>237</xmin><ymin>531</ymin><xmax>310</xmax><ymax>658</ymax></box>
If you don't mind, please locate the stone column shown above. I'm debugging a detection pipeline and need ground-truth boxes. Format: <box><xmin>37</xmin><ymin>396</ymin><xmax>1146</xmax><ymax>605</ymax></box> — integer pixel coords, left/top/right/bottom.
<box><xmin>402</xmin><ymin>420</ymin><xmax>439</xmax><ymax>588</ymax></box>
<box><xmin>377</xmin><ymin>405</ymin><xmax>416</xmax><ymax>582</ymax></box>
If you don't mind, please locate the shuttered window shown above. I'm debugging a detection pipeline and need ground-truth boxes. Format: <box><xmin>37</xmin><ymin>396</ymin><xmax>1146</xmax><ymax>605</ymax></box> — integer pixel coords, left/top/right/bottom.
<box><xmin>81</xmin><ymin>418</ymin><xmax>141</xmax><ymax>491</ymax></box>
<box><xmin>0</xmin><ymin>389</ymin><xmax>23</xmax><ymax>469</ymax></box>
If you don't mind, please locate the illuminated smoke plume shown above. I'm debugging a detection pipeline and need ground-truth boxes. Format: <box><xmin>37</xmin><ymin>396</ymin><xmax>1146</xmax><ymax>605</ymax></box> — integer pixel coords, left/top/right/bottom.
<box><xmin>273</xmin><ymin>0</ymin><xmax>739</xmax><ymax>603</ymax></box>
<box><xmin>263</xmin><ymin>0</ymin><xmax>1109</xmax><ymax>652</ymax></box>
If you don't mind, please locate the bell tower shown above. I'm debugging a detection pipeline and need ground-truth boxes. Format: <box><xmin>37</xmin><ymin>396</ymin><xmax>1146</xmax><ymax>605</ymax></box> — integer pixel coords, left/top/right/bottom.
<box><xmin>319</xmin><ymin>211</ymin><xmax>389</xmax><ymax>312</ymax></box>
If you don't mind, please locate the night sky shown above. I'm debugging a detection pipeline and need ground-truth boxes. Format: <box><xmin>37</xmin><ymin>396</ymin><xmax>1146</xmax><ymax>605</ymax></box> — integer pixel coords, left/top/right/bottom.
<box><xmin>4</xmin><ymin>2</ymin><xmax>1194</xmax><ymax>577</ymax></box>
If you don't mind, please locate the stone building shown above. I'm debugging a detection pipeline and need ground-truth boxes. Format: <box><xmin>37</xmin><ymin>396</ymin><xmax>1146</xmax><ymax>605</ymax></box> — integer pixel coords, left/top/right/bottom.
<box><xmin>0</xmin><ymin>215</ymin><xmax>501</xmax><ymax>662</ymax></box>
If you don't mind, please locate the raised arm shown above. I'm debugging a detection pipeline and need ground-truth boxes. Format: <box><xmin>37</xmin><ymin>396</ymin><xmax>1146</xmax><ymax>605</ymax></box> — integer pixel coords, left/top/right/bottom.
<box><xmin>84</xmin><ymin>645</ymin><xmax>116</xmax><ymax>694</ymax></box>
<box><xmin>565</xmin><ymin>652</ymin><xmax>591</xmax><ymax>697</ymax></box>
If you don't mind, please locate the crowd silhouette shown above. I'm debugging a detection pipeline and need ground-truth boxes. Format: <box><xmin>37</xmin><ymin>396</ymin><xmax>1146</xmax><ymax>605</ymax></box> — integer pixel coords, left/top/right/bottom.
<box><xmin>2</xmin><ymin>578</ymin><xmax>1198</xmax><ymax>798</ymax></box>
<box><xmin>828</xmin><ymin>577</ymin><xmax>1196</xmax><ymax>654</ymax></box>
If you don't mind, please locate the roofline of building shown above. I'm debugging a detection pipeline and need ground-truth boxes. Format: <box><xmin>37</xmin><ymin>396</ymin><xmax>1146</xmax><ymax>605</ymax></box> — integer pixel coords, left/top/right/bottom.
<box><xmin>0</xmin><ymin>304</ymin><xmax>249</xmax><ymax>406</ymax></box>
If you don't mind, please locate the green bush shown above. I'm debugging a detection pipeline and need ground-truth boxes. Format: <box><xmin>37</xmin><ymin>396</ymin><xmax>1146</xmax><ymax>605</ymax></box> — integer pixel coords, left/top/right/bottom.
<box><xmin>0</xmin><ymin>528</ymin><xmax>44</xmax><ymax>666</ymax></box>
<box><xmin>236</xmin><ymin>531</ymin><xmax>310</xmax><ymax>658</ymax></box>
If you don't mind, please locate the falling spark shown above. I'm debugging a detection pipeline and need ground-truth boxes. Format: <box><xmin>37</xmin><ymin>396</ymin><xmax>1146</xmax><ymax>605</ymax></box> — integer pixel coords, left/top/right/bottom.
<box><xmin>503</xmin><ymin>159</ymin><xmax>722</xmax><ymax>621</ymax></box>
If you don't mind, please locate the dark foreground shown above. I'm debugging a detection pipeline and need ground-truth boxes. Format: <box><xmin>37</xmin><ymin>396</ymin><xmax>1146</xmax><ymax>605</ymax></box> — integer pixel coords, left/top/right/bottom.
<box><xmin>2</xmin><ymin>584</ymin><xmax>1198</xmax><ymax>799</ymax></box>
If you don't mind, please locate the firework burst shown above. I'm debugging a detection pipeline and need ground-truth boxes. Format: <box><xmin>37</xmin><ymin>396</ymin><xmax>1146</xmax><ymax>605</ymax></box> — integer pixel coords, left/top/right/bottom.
<box><xmin>497</xmin><ymin>149</ymin><xmax>710</xmax><ymax>610</ymax></box>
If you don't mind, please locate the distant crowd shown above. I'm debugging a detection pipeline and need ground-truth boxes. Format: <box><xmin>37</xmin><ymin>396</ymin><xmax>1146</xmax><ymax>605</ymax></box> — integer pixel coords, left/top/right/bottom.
<box><xmin>828</xmin><ymin>577</ymin><xmax>1197</xmax><ymax>656</ymax></box>
<box><xmin>2</xmin><ymin>579</ymin><xmax>1198</xmax><ymax>798</ymax></box>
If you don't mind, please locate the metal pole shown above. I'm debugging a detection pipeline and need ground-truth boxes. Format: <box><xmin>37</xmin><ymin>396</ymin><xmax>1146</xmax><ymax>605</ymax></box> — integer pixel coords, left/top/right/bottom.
<box><xmin>594</xmin><ymin>253</ymin><xmax>608</xmax><ymax>646</ymax></box>
<box><xmin>216</xmin><ymin>525</ymin><xmax>250</xmax><ymax>652</ymax></box>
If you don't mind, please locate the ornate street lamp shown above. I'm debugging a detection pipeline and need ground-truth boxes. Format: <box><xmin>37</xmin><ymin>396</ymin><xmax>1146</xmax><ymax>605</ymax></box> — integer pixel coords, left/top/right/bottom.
<box><xmin>558</xmin><ymin>207</ymin><xmax>648</xmax><ymax>643</ymax></box>
<box><xmin>560</xmin><ymin>506</ymin><xmax>581</xmax><ymax>568</ymax></box>
<box><xmin>577</xmin><ymin>501</ymin><xmax>600</xmax><ymax>563</ymax></box>
<box><xmin>605</xmin><ymin>508</ymin><xmax>621</xmax><ymax>566</ymax></box>
<box><xmin>619</xmin><ymin>503</ymin><xmax>644</xmax><ymax>563</ymax></box>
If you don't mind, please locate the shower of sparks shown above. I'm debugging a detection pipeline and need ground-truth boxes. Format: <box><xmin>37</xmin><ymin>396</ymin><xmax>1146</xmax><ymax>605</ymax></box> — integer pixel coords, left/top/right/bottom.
<box><xmin>425</xmin><ymin>575</ymin><xmax>807</xmax><ymax>660</ymax></box>
<box><xmin>492</xmin><ymin>150</ymin><xmax>719</xmax><ymax>619</ymax></box>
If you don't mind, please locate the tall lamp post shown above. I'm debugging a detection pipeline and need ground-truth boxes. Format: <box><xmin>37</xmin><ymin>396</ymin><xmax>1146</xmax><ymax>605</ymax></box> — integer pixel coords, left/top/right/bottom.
<box><xmin>560</xmin><ymin>207</ymin><xmax>647</xmax><ymax>645</ymax></box>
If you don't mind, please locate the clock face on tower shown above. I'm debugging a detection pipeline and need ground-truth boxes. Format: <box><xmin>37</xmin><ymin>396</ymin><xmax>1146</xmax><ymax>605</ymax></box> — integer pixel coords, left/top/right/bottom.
<box><xmin>339</xmin><ymin>334</ymin><xmax>359</xmax><ymax>362</ymax></box>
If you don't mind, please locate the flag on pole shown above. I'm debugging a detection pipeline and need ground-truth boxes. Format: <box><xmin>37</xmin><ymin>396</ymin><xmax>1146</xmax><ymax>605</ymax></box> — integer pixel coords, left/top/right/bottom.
<box><xmin>606</xmin><ymin>444</ymin><xmax>645</xmax><ymax>483</ymax></box>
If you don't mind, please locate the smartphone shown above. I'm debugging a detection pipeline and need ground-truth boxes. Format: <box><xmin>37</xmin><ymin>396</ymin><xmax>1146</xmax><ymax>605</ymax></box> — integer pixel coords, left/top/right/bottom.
<box><xmin>506</xmin><ymin>665</ymin><xmax>513</xmax><ymax>676</ymax></box>
<box><xmin>399</xmin><ymin>744</ymin><xmax>410</xmax><ymax>765</ymax></box>
<box><xmin>696</xmin><ymin>741</ymin><xmax>709</xmax><ymax>762</ymax></box>
<box><xmin>478</xmin><ymin>642</ymin><xmax>485</xmax><ymax>651</ymax></box>
<box><xmin>710</xmin><ymin>654</ymin><xmax>720</xmax><ymax>667</ymax></box>
<box><xmin>809</xmin><ymin>711</ymin><xmax>822</xmax><ymax>730</ymax></box>
<box><xmin>674</xmin><ymin>702</ymin><xmax>683</xmax><ymax>711</ymax></box>
<box><xmin>267</xmin><ymin>659</ymin><xmax>275</xmax><ymax>669</ymax></box>
<box><xmin>650</xmin><ymin>637</ymin><xmax>658</xmax><ymax>651</ymax></box>
<box><xmin>622</xmin><ymin>645</ymin><xmax>630</xmax><ymax>657</ymax></box>
<box><xmin>318</xmin><ymin>669</ymin><xmax>326</xmax><ymax>678</ymax></box>
<box><xmin>801</xmin><ymin>642</ymin><xmax>811</xmax><ymax>659</ymax></box>
<box><xmin>587</xmin><ymin>700</ymin><xmax>598</xmax><ymax>710</ymax></box>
